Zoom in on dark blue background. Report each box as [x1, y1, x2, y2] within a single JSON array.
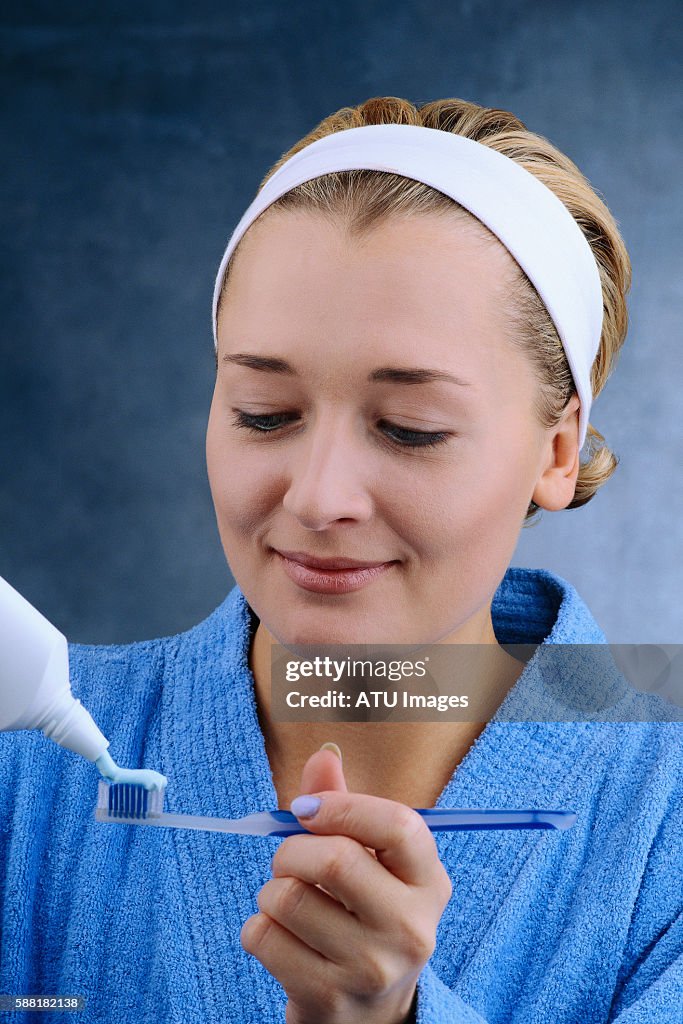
[[1, 1, 681, 643]]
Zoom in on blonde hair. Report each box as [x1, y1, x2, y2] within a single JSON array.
[[216, 96, 632, 525]]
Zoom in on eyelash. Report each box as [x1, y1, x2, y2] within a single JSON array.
[[230, 410, 450, 450]]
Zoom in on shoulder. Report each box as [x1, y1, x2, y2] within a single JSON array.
[[585, 719, 683, 865], [605, 720, 683, 983]]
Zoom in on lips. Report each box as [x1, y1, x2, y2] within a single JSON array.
[[274, 549, 397, 595], [274, 548, 394, 571]]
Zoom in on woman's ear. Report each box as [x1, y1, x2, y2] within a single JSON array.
[[531, 394, 581, 512]]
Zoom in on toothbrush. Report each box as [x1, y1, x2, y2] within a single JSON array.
[[95, 781, 577, 836]]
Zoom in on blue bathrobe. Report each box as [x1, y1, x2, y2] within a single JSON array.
[[0, 566, 681, 1023]]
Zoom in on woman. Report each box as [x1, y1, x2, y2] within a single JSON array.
[[0, 97, 680, 1024]]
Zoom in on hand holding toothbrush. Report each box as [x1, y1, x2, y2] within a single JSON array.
[[240, 745, 452, 1024]]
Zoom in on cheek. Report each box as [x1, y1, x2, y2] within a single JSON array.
[[206, 406, 282, 540], [207, 405, 251, 525], [460, 435, 535, 541], [209, 455, 267, 536], [406, 438, 531, 557]]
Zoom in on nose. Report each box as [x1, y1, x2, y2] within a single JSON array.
[[281, 410, 373, 529]]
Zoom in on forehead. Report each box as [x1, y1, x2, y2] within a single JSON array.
[[217, 210, 519, 381]]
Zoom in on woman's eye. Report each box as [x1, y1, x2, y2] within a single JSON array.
[[232, 411, 293, 433], [379, 421, 449, 449], [230, 410, 450, 450]]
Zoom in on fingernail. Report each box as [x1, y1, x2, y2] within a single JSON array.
[[320, 742, 342, 763], [291, 795, 322, 819]]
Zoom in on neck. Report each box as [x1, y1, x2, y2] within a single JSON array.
[[248, 609, 525, 807]]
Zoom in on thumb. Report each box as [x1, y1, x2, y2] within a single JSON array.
[[294, 742, 379, 862], [298, 742, 347, 797]]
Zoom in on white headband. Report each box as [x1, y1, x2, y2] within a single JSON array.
[[212, 123, 603, 450]]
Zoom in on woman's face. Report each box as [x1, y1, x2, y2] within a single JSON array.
[[207, 210, 575, 646]]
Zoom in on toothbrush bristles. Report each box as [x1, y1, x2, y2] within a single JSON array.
[[97, 780, 165, 820]]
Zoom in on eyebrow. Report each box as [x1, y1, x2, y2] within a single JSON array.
[[221, 352, 472, 387]]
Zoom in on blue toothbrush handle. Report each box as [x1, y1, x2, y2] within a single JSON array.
[[264, 807, 577, 837]]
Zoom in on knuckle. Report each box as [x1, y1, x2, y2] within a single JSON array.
[[335, 800, 358, 837], [322, 837, 358, 889], [357, 954, 392, 997], [271, 845, 286, 876], [392, 804, 426, 842], [276, 876, 308, 919], [401, 922, 436, 965], [240, 913, 269, 953], [271, 835, 302, 876], [315, 982, 344, 1016], [256, 882, 274, 916], [439, 867, 453, 906]]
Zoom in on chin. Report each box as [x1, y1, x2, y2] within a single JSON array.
[[273, 608, 394, 649]]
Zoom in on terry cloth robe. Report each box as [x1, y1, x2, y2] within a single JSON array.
[[0, 566, 681, 1024]]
